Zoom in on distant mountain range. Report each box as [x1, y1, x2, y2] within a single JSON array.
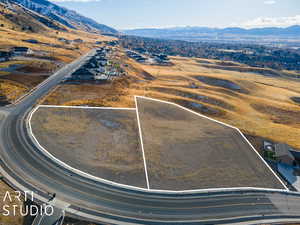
[[0, 0, 117, 34], [123, 26, 300, 42]]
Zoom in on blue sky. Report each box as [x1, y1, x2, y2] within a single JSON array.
[[51, 0, 300, 30]]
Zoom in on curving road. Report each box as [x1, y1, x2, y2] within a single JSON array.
[[0, 49, 300, 225]]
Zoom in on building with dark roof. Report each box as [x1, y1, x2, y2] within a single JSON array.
[[11, 47, 32, 56], [275, 143, 296, 166], [0, 51, 11, 62]]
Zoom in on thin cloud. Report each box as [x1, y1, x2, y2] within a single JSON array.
[[238, 15, 300, 28], [264, 0, 276, 4]]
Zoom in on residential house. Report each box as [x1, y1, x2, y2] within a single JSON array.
[[0, 51, 11, 62], [23, 39, 39, 44], [72, 39, 83, 44], [107, 41, 119, 46], [11, 47, 32, 56], [274, 143, 297, 166], [263, 141, 300, 191], [291, 150, 300, 162], [58, 38, 71, 44], [263, 141, 275, 152], [70, 69, 95, 81], [95, 74, 108, 80]]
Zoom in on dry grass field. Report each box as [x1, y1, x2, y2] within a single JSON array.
[[31, 97, 285, 191], [136, 97, 285, 190], [42, 52, 300, 151], [31, 107, 147, 188], [0, 1, 114, 105], [0, 4, 116, 223], [0, 79, 28, 103], [0, 181, 24, 225]]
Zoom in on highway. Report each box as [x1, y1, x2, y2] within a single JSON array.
[[0, 49, 300, 225]]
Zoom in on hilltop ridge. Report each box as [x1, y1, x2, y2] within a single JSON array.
[[0, 0, 117, 34]]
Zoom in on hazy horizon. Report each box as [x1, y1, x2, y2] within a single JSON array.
[[50, 0, 300, 30], [120, 24, 300, 31]]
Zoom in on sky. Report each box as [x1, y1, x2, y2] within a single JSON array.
[[50, 0, 300, 30]]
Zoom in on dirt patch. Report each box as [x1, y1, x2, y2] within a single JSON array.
[[251, 103, 300, 128], [17, 66, 49, 74], [150, 86, 235, 110], [14, 60, 57, 74], [215, 61, 241, 67], [291, 97, 300, 105], [31, 107, 147, 188], [136, 97, 285, 190], [200, 64, 282, 77], [2, 73, 47, 88], [175, 99, 224, 117], [41, 77, 134, 107], [158, 75, 192, 82], [0, 79, 28, 104], [194, 76, 246, 93], [196, 59, 213, 64]]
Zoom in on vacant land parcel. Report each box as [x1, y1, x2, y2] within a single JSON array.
[[30, 97, 285, 191], [136, 97, 285, 191], [30, 106, 147, 188]]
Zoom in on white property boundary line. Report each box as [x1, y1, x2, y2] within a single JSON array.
[[38, 105, 136, 111], [27, 96, 288, 194], [27, 105, 152, 193], [135, 96, 288, 191], [134, 96, 150, 189]]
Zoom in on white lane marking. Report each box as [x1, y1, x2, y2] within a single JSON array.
[[134, 96, 150, 190], [59, 210, 65, 225], [35, 213, 44, 225], [134, 95, 288, 191]]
